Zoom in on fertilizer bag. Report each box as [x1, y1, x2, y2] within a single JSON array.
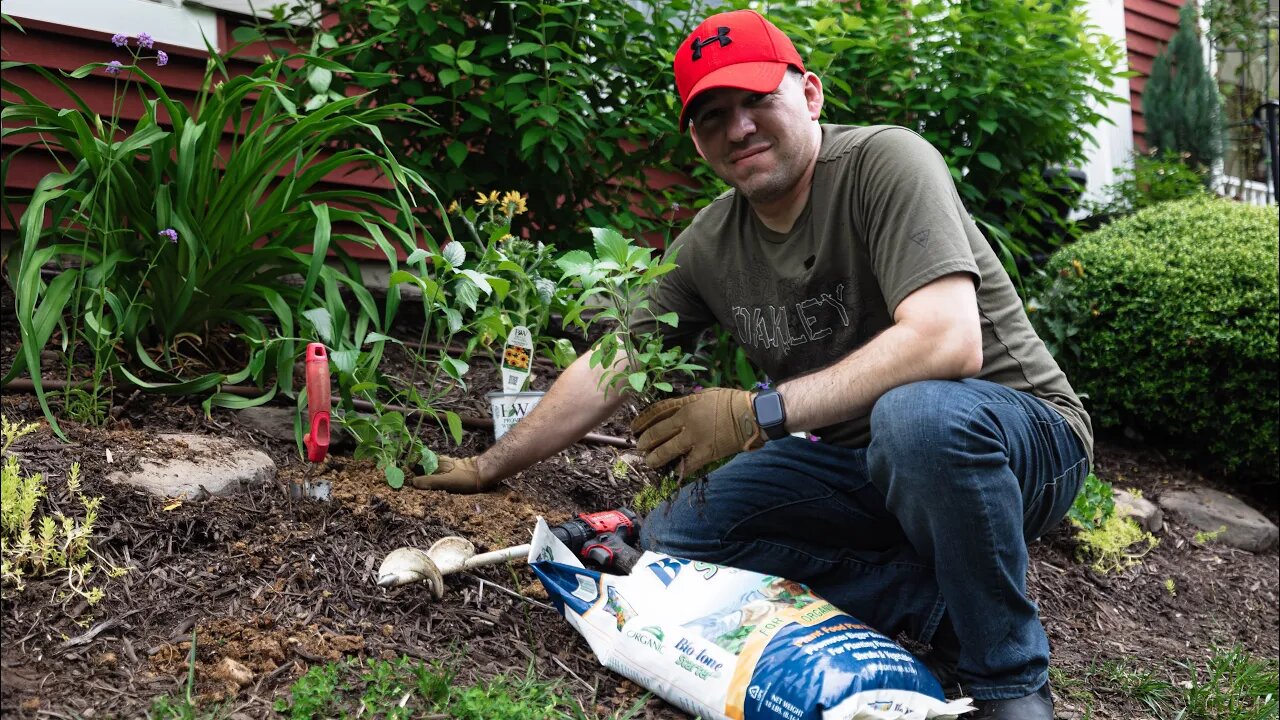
[[528, 518, 973, 720]]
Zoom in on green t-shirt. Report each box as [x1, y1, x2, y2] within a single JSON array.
[[641, 125, 1093, 464]]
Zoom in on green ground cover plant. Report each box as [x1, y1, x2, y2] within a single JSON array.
[[0, 415, 124, 604], [1051, 646, 1279, 720], [1031, 197, 1279, 483], [272, 655, 643, 719], [1065, 473, 1159, 574]]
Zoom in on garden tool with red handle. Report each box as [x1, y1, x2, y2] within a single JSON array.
[[293, 342, 331, 500]]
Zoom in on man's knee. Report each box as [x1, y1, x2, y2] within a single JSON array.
[[870, 381, 972, 461], [638, 491, 730, 559]]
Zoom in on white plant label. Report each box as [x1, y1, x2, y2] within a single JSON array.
[[501, 325, 534, 393]]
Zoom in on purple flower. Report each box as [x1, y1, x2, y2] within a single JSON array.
[[692, 385, 704, 394], [111, 33, 129, 47], [105, 60, 124, 76], [807, 433, 821, 442], [156, 50, 169, 67], [754, 378, 771, 390], [137, 32, 154, 49], [159, 228, 179, 243]]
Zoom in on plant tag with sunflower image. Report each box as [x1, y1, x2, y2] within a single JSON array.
[[501, 325, 534, 392]]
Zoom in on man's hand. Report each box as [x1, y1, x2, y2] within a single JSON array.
[[630, 388, 764, 478], [411, 456, 494, 494]]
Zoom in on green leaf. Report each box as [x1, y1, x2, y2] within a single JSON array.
[[118, 367, 226, 395], [308, 67, 333, 94], [446, 140, 468, 167], [509, 43, 541, 58], [445, 411, 463, 445], [384, 465, 405, 489], [655, 312, 678, 327], [205, 386, 278, 410], [977, 152, 1002, 170], [591, 227, 630, 266], [627, 372, 647, 394], [303, 308, 334, 344], [440, 356, 469, 381]]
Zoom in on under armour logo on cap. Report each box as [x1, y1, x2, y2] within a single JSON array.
[[690, 27, 732, 61]]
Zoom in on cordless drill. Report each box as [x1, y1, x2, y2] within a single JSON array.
[[550, 508, 642, 573]]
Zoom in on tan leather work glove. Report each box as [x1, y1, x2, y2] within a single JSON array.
[[630, 388, 764, 478], [410, 456, 496, 494]]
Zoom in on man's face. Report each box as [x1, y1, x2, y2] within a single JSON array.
[[687, 71, 823, 206]]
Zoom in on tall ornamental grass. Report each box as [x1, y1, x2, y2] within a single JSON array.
[[2, 30, 439, 437]]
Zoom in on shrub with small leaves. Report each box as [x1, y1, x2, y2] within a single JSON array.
[[1032, 197, 1278, 483]]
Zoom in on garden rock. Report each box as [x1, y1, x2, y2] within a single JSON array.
[[1158, 489, 1278, 552], [1113, 488, 1162, 533], [236, 406, 298, 443], [107, 433, 276, 498]]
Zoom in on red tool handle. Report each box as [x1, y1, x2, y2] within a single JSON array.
[[303, 342, 331, 463]]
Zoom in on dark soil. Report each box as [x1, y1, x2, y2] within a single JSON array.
[[0, 309, 1276, 718]]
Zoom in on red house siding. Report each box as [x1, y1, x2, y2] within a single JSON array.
[[1124, 0, 1185, 150], [1, 16, 404, 261]]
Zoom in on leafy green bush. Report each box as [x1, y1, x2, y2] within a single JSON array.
[[763, 0, 1125, 268], [1084, 149, 1210, 222], [320, 0, 699, 248], [1031, 197, 1279, 481]]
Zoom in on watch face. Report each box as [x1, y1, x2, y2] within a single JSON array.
[[754, 391, 784, 427]]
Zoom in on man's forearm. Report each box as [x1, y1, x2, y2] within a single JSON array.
[[778, 323, 973, 432], [778, 274, 984, 433], [475, 352, 629, 484]]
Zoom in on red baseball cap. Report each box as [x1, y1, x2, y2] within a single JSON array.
[[674, 9, 805, 130]]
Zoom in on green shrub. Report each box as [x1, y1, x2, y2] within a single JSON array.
[[1031, 197, 1278, 482], [319, 0, 698, 249], [1084, 149, 1210, 222], [321, 0, 1123, 271], [765, 0, 1125, 270]]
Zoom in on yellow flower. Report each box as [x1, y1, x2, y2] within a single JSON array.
[[1071, 259, 1085, 277], [475, 191, 491, 206], [502, 190, 528, 216], [499, 234, 516, 243], [447, 200, 460, 215]]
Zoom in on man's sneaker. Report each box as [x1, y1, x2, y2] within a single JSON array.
[[970, 681, 1054, 720]]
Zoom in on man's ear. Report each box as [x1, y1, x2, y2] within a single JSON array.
[[804, 72, 824, 121], [689, 124, 708, 161]]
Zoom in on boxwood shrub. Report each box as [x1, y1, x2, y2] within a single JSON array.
[[1031, 197, 1278, 482]]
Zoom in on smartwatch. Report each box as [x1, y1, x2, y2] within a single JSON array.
[[752, 388, 789, 441]]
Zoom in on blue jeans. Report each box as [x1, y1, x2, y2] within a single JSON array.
[[638, 379, 1089, 700]]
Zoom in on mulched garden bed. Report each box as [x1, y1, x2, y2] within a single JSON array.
[[1, 300, 1276, 718]]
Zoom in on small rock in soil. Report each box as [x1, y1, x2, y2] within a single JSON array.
[[1113, 488, 1162, 533], [107, 433, 275, 498], [1159, 488, 1279, 552]]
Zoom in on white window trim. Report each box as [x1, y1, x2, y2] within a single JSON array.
[[5, 0, 222, 52]]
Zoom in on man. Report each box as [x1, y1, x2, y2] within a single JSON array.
[[414, 9, 1091, 718]]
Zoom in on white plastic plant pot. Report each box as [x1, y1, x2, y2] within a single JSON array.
[[487, 391, 545, 441]]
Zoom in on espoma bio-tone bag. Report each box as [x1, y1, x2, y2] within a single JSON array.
[[528, 518, 974, 720]]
